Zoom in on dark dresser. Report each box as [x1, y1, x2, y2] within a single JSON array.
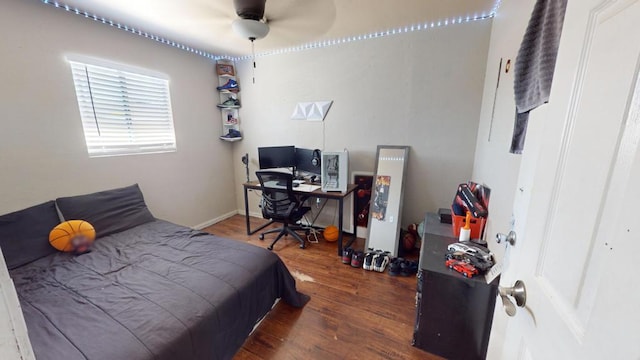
[[413, 213, 499, 360]]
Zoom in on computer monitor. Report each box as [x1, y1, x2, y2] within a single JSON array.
[[258, 146, 296, 169], [295, 148, 321, 175]]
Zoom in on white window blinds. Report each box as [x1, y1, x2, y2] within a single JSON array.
[[69, 60, 177, 157]]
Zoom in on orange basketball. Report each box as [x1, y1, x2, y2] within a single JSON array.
[[323, 225, 339, 242], [403, 232, 416, 252], [49, 220, 96, 252]]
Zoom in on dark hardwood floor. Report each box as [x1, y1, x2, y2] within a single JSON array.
[[203, 215, 442, 360]]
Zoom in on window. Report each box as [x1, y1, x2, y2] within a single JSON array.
[[69, 59, 177, 157]]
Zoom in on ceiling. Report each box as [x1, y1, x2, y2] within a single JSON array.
[[57, 0, 497, 56]]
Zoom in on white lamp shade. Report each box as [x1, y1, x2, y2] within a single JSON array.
[[232, 19, 270, 40]]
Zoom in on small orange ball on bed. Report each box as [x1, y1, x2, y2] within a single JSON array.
[[323, 225, 339, 242], [49, 220, 96, 252]]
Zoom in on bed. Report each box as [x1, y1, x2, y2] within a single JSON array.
[[0, 185, 309, 360]]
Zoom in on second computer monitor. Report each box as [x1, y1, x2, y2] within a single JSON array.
[[295, 148, 321, 175], [258, 146, 296, 169]]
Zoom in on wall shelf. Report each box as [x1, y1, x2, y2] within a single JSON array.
[[216, 60, 242, 141], [220, 137, 243, 142]]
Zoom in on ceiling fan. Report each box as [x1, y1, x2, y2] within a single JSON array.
[[218, 0, 335, 82], [231, 0, 270, 41]]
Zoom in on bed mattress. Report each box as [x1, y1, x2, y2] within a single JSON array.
[[10, 220, 308, 360]]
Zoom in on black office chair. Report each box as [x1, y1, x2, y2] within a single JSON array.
[[256, 171, 311, 250]]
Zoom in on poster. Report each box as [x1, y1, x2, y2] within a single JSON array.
[[371, 175, 391, 221], [354, 175, 373, 227]]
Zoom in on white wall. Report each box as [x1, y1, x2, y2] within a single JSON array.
[[470, 1, 537, 358], [232, 20, 492, 228], [0, 0, 237, 228]]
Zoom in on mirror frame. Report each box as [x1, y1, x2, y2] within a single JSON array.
[[365, 145, 410, 256]]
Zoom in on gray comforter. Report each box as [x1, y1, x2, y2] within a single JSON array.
[[11, 220, 309, 360]]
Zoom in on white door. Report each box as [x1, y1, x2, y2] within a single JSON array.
[[0, 249, 34, 359], [499, 0, 640, 358]]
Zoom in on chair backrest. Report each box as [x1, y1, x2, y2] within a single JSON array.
[[255, 171, 298, 221]]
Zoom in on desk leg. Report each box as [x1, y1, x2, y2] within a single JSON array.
[[343, 191, 357, 250], [244, 186, 273, 236], [338, 197, 344, 256], [244, 186, 251, 235], [353, 190, 358, 242]]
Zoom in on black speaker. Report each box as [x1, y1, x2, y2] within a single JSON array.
[[311, 149, 321, 167]]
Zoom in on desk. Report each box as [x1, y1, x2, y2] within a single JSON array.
[[242, 181, 358, 256]]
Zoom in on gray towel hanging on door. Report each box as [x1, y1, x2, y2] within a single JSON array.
[[511, 0, 568, 154]]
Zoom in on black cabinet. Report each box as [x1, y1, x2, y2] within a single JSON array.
[[413, 214, 499, 360]]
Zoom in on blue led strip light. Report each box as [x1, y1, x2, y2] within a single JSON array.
[[40, 0, 501, 62], [233, 13, 494, 61], [40, 0, 226, 60], [491, 0, 503, 16]]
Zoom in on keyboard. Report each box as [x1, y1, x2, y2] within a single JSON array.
[[276, 181, 300, 187]]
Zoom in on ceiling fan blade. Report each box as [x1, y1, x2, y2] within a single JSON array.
[[259, 0, 336, 46], [233, 0, 266, 20]]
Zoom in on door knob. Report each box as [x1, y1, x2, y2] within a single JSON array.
[[498, 280, 526, 317], [496, 230, 517, 246], [499, 291, 517, 316]]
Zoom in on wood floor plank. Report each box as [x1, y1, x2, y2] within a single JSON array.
[[233, 348, 263, 360], [204, 215, 439, 360]]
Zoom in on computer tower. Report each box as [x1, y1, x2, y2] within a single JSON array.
[[321, 151, 348, 192]]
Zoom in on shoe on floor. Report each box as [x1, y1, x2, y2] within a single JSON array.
[[342, 247, 354, 264], [351, 251, 364, 268], [373, 251, 391, 273], [400, 260, 419, 277], [388, 257, 404, 276], [363, 248, 376, 271]]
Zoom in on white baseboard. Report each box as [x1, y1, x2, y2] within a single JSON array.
[[238, 209, 263, 218], [193, 210, 238, 230]]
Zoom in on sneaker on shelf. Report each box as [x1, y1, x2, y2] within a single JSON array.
[[363, 248, 376, 271], [373, 251, 391, 273], [217, 97, 241, 108], [342, 247, 354, 264], [226, 113, 238, 124], [351, 251, 365, 268], [217, 79, 239, 91], [219, 129, 241, 140]]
